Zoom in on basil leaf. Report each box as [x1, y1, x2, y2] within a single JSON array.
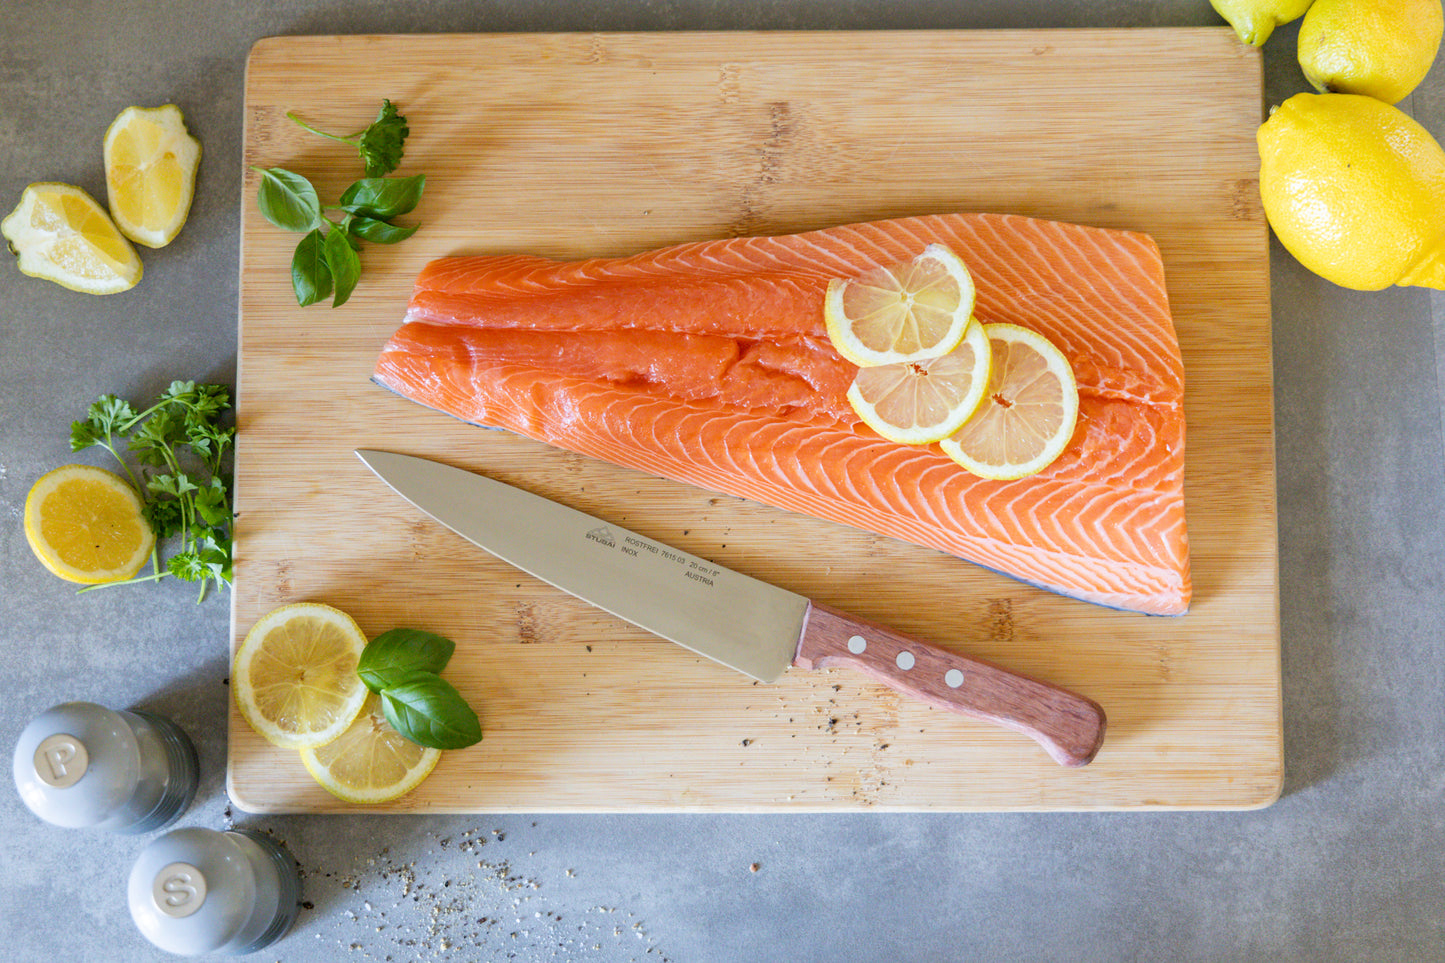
[[358, 629, 456, 693], [324, 224, 361, 307], [379, 671, 482, 750], [255, 168, 322, 232], [346, 214, 419, 245], [338, 174, 425, 219], [291, 229, 332, 306]]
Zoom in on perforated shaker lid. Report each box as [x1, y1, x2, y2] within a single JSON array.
[[128, 827, 257, 956], [12, 701, 141, 828]]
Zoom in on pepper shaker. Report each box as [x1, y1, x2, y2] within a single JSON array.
[[12, 701, 199, 833]]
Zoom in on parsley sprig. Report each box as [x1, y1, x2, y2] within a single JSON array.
[[251, 99, 424, 308], [286, 99, 409, 177], [70, 381, 234, 601]]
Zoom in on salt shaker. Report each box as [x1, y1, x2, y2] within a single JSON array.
[[12, 701, 198, 834], [128, 827, 302, 956]]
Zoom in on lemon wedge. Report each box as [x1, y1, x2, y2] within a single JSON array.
[[234, 602, 370, 750], [940, 323, 1079, 480], [1, 183, 141, 294], [300, 692, 443, 804], [24, 465, 155, 584], [103, 104, 202, 248], [824, 244, 976, 367], [847, 317, 992, 444]]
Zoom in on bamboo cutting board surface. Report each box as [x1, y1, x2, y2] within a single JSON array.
[[230, 29, 1279, 812]]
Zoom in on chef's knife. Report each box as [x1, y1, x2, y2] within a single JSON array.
[[356, 449, 1106, 766]]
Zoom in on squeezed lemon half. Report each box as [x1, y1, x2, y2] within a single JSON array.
[[103, 104, 202, 248], [1, 183, 142, 294]]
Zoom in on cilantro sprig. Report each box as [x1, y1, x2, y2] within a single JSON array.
[[251, 99, 424, 308], [70, 381, 234, 601]]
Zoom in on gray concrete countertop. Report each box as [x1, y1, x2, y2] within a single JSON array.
[[4, 2, 1443, 961]]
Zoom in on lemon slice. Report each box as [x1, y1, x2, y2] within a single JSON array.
[[940, 323, 1079, 480], [24, 464, 155, 584], [103, 104, 202, 248], [847, 317, 992, 444], [824, 243, 976, 366], [300, 691, 443, 804], [234, 602, 370, 750], [0, 183, 141, 294]]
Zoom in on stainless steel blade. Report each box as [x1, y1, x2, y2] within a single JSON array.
[[356, 450, 807, 682]]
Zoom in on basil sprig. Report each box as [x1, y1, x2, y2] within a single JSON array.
[[358, 629, 481, 750], [251, 99, 424, 308]]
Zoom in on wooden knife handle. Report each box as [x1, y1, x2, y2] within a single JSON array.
[[794, 601, 1106, 767]]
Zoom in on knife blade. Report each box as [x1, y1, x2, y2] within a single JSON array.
[[356, 449, 1106, 766]]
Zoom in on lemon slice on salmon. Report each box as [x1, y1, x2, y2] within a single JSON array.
[[847, 317, 992, 444], [234, 602, 370, 750], [300, 691, 442, 804], [24, 465, 155, 584], [1, 183, 142, 294], [940, 323, 1079, 480], [825, 244, 976, 366], [103, 104, 202, 248]]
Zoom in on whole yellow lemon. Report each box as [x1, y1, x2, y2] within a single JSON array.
[[1298, 0, 1443, 104], [1211, 0, 1315, 45], [1258, 92, 1445, 290]]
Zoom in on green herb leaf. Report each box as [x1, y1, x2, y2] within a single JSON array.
[[193, 480, 230, 527], [144, 499, 184, 540], [346, 215, 419, 245], [337, 174, 425, 220], [254, 168, 322, 232], [357, 99, 409, 177], [263, 100, 423, 307], [291, 228, 332, 306], [357, 629, 457, 693], [70, 419, 105, 451], [323, 224, 361, 307], [69, 383, 234, 602], [378, 671, 482, 750]]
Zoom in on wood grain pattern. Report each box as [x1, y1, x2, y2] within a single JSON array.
[[231, 29, 1279, 812]]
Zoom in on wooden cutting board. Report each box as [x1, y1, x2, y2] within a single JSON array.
[[230, 29, 1279, 812]]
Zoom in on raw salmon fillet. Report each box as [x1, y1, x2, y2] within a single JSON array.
[[374, 212, 1191, 615]]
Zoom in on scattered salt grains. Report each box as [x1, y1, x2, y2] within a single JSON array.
[[310, 826, 670, 962]]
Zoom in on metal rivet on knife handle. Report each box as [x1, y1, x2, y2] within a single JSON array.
[[794, 601, 1107, 767]]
